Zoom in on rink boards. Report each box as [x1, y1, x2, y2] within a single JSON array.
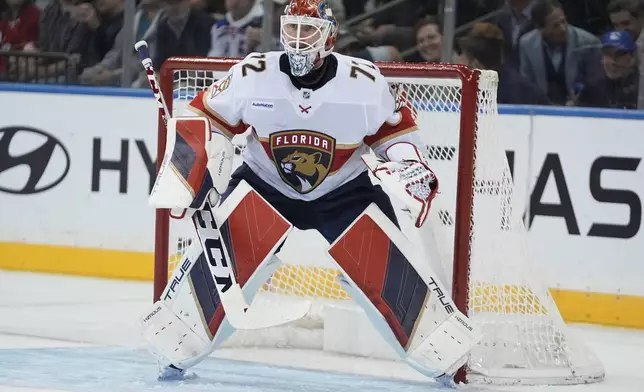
[[0, 84, 642, 329]]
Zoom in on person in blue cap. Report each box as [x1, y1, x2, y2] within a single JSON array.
[[575, 30, 639, 109], [602, 30, 638, 80]]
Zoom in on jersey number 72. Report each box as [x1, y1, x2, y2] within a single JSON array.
[[241, 54, 267, 77]]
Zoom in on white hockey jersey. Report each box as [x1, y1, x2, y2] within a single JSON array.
[[207, 4, 263, 58], [187, 51, 424, 201]]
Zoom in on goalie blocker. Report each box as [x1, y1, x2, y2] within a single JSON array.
[[148, 117, 234, 212]]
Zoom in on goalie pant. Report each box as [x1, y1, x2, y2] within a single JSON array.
[[222, 163, 400, 243]]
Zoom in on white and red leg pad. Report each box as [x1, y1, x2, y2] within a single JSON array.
[[141, 238, 227, 370], [141, 181, 309, 370], [326, 203, 480, 378], [208, 180, 309, 330]]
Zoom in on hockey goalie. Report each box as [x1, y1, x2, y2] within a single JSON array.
[[140, 0, 481, 384]]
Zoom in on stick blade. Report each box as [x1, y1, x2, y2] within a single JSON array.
[[222, 287, 311, 330]]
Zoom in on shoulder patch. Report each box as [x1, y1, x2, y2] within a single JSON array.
[[209, 74, 232, 99]]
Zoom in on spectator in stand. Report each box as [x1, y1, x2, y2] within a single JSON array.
[[334, 28, 401, 61], [153, 0, 213, 70], [0, 0, 39, 52], [79, 0, 161, 86], [21, 0, 93, 81], [244, 0, 286, 53], [493, 0, 537, 68], [76, 0, 125, 67], [457, 22, 550, 105], [332, 1, 404, 62], [607, 0, 644, 105], [189, 0, 225, 19], [343, 0, 366, 21], [407, 15, 442, 63], [518, 0, 602, 105], [354, 0, 429, 52], [207, 0, 262, 58], [576, 31, 639, 109], [559, 0, 606, 36], [334, 30, 365, 57], [607, 0, 643, 45], [331, 0, 403, 63], [0, 0, 39, 77]]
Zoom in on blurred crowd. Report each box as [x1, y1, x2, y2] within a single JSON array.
[[1, 0, 644, 109]]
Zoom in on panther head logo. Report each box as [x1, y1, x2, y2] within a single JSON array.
[[270, 130, 335, 194], [280, 150, 330, 193]]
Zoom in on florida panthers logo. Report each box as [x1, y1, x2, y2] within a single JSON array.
[[270, 130, 335, 194], [281, 150, 330, 191]]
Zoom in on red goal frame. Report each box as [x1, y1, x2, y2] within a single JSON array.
[[154, 57, 481, 344]]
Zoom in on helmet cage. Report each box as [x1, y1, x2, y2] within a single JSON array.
[[281, 14, 335, 76], [281, 15, 334, 55]]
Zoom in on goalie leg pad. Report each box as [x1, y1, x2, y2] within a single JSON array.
[[141, 301, 214, 369], [213, 180, 292, 291], [327, 204, 481, 378], [194, 181, 307, 332], [149, 117, 234, 209], [142, 250, 292, 371], [141, 238, 237, 370], [142, 182, 307, 370], [328, 207, 428, 349]]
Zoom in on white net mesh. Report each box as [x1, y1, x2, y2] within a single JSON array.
[[162, 63, 603, 385]]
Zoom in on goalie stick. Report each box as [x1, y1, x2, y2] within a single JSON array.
[[135, 40, 309, 330]]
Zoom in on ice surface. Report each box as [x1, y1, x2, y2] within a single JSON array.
[[0, 270, 642, 392], [0, 346, 470, 392]]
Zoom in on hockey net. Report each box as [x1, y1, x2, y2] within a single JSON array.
[[154, 59, 604, 385]]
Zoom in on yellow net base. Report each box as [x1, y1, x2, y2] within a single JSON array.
[[169, 254, 549, 314], [168, 255, 351, 300]]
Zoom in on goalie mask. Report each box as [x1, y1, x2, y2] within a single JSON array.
[[281, 0, 337, 77]]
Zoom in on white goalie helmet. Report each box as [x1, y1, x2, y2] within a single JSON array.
[[280, 0, 338, 77]]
